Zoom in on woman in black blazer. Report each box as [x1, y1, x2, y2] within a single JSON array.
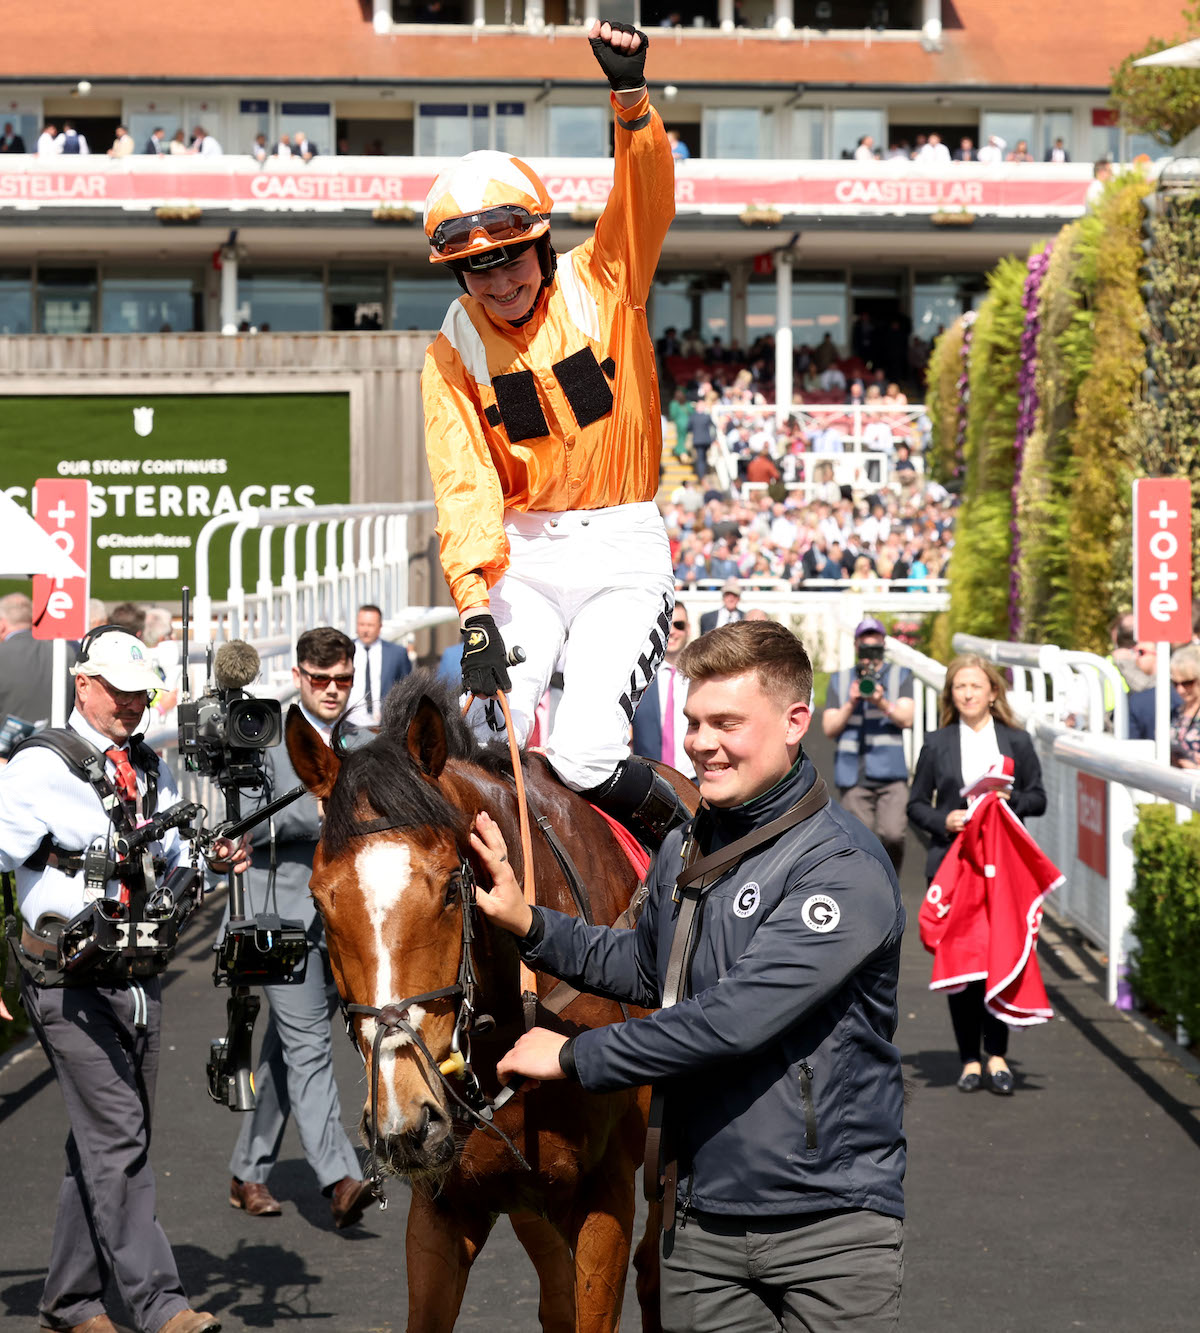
[[907, 654, 1046, 1096]]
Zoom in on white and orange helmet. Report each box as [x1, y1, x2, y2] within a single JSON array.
[[424, 150, 553, 272]]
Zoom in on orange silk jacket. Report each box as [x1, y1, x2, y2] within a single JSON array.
[[421, 89, 674, 613]]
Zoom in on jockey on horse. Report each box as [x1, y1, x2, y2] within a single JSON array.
[[421, 18, 689, 850]]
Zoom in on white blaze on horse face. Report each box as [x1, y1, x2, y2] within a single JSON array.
[[355, 841, 426, 1055]]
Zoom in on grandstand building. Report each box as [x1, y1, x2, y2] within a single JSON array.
[[0, 0, 1178, 352]]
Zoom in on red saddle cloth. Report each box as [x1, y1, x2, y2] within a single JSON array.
[[589, 806, 653, 884], [918, 792, 1064, 1025]]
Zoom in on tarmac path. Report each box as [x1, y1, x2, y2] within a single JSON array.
[[3, 727, 1200, 1331]]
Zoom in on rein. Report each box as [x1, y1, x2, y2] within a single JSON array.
[[335, 688, 538, 1201]]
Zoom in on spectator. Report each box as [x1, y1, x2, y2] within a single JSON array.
[[1044, 137, 1070, 163], [0, 122, 27, 153], [1169, 644, 1200, 768], [144, 126, 167, 155], [1006, 139, 1034, 163], [35, 123, 59, 156], [168, 128, 191, 155], [346, 603, 410, 727], [853, 134, 875, 161], [226, 625, 376, 1230], [58, 121, 89, 155], [667, 386, 692, 463], [251, 132, 269, 163], [107, 125, 135, 158], [1126, 642, 1176, 742], [109, 601, 147, 639], [0, 592, 74, 726], [823, 617, 914, 872], [87, 597, 109, 629], [293, 130, 318, 161], [1086, 159, 1113, 206], [688, 394, 717, 481], [976, 134, 1005, 164], [142, 606, 180, 720], [700, 578, 745, 633], [813, 331, 839, 373], [666, 129, 690, 161], [657, 325, 681, 360], [917, 132, 951, 164], [907, 654, 1046, 1095], [192, 126, 222, 156], [953, 136, 976, 162], [275, 132, 293, 158], [1110, 613, 1152, 692], [631, 602, 694, 777], [745, 442, 781, 487]]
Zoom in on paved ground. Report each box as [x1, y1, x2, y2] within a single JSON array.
[[3, 728, 1200, 1330]]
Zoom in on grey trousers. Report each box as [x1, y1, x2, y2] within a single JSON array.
[[661, 1208, 903, 1333], [838, 780, 909, 874], [22, 975, 190, 1333], [229, 943, 362, 1190]]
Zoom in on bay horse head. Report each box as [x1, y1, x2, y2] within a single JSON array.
[[286, 670, 520, 1180]]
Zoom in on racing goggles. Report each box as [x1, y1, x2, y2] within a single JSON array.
[[431, 204, 549, 258]]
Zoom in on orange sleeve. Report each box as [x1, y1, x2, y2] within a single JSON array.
[[587, 89, 675, 307], [421, 334, 509, 613]]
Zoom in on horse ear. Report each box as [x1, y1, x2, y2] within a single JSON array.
[[286, 704, 340, 799], [406, 694, 449, 779]]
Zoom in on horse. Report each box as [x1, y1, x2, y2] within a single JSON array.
[[285, 669, 698, 1332]]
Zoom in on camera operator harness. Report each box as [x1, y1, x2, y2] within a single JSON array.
[[1, 729, 207, 988]]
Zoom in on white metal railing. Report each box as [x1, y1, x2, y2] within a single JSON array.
[[875, 626, 1200, 1011], [703, 402, 932, 499]]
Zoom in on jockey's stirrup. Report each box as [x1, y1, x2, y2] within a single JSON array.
[[587, 757, 691, 852]]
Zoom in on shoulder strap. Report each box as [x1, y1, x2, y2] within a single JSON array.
[[10, 728, 134, 832], [646, 776, 830, 1229]]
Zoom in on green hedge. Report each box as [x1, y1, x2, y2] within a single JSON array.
[[1130, 804, 1200, 1039], [924, 316, 964, 485], [947, 257, 1025, 642]]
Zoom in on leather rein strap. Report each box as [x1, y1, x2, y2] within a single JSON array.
[[644, 776, 830, 1233]]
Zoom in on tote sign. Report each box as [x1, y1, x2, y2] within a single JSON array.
[[31, 478, 90, 640], [1133, 478, 1192, 643]]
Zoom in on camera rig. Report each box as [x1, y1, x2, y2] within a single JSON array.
[[175, 589, 309, 1112]]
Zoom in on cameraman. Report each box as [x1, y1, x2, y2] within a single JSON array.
[[0, 627, 245, 1333], [823, 618, 913, 873], [226, 626, 375, 1229]]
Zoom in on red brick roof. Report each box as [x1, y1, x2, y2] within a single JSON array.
[[0, 1, 1183, 88]]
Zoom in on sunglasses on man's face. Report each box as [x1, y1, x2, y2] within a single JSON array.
[[299, 666, 354, 690], [671, 620, 688, 630]]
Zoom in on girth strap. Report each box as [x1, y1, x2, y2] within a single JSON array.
[[644, 777, 830, 1233]]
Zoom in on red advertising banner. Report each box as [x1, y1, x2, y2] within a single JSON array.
[[0, 160, 1092, 216], [31, 478, 90, 641], [1076, 772, 1107, 877], [1133, 477, 1193, 643]]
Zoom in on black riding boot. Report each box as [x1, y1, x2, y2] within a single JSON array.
[[582, 756, 692, 852]]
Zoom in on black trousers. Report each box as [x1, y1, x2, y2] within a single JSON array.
[[947, 980, 1009, 1064]]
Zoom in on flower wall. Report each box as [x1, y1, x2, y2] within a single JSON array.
[[925, 174, 1159, 654]]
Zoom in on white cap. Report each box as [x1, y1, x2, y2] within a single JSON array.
[[71, 629, 161, 693]]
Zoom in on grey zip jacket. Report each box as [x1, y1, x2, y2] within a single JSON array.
[[520, 753, 906, 1221]]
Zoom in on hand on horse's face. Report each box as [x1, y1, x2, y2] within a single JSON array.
[[469, 811, 533, 937], [497, 1027, 568, 1086]]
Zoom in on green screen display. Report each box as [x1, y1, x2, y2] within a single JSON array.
[[0, 393, 351, 604]]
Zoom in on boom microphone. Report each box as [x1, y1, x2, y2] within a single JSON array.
[[213, 640, 262, 691]]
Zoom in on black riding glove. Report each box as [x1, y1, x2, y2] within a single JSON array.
[[589, 22, 649, 91], [460, 613, 512, 697]]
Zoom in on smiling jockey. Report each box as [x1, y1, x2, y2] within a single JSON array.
[[420, 19, 688, 847]]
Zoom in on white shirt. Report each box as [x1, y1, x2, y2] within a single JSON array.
[[196, 135, 223, 157], [853, 143, 875, 162], [977, 142, 1002, 164], [652, 663, 694, 779], [36, 130, 59, 156], [958, 715, 1001, 794], [347, 638, 383, 726], [918, 141, 951, 164], [0, 711, 181, 929], [299, 701, 336, 748]]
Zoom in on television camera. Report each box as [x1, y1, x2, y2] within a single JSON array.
[[855, 640, 887, 697], [175, 589, 309, 1112]]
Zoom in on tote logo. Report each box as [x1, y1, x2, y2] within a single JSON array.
[[133, 406, 155, 437]]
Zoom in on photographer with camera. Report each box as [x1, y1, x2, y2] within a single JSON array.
[[0, 626, 246, 1333], [225, 626, 375, 1228], [822, 618, 914, 873]]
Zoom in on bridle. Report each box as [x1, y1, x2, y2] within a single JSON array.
[[339, 817, 531, 1205]]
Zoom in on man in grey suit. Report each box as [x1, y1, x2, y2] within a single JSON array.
[[699, 578, 747, 635], [227, 625, 375, 1228], [0, 591, 75, 727]]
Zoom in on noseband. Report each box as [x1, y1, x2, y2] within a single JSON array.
[[339, 814, 530, 1203]]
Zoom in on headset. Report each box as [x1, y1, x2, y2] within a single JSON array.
[[74, 622, 138, 669]]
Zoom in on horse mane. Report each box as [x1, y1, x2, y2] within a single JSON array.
[[322, 667, 514, 860]]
